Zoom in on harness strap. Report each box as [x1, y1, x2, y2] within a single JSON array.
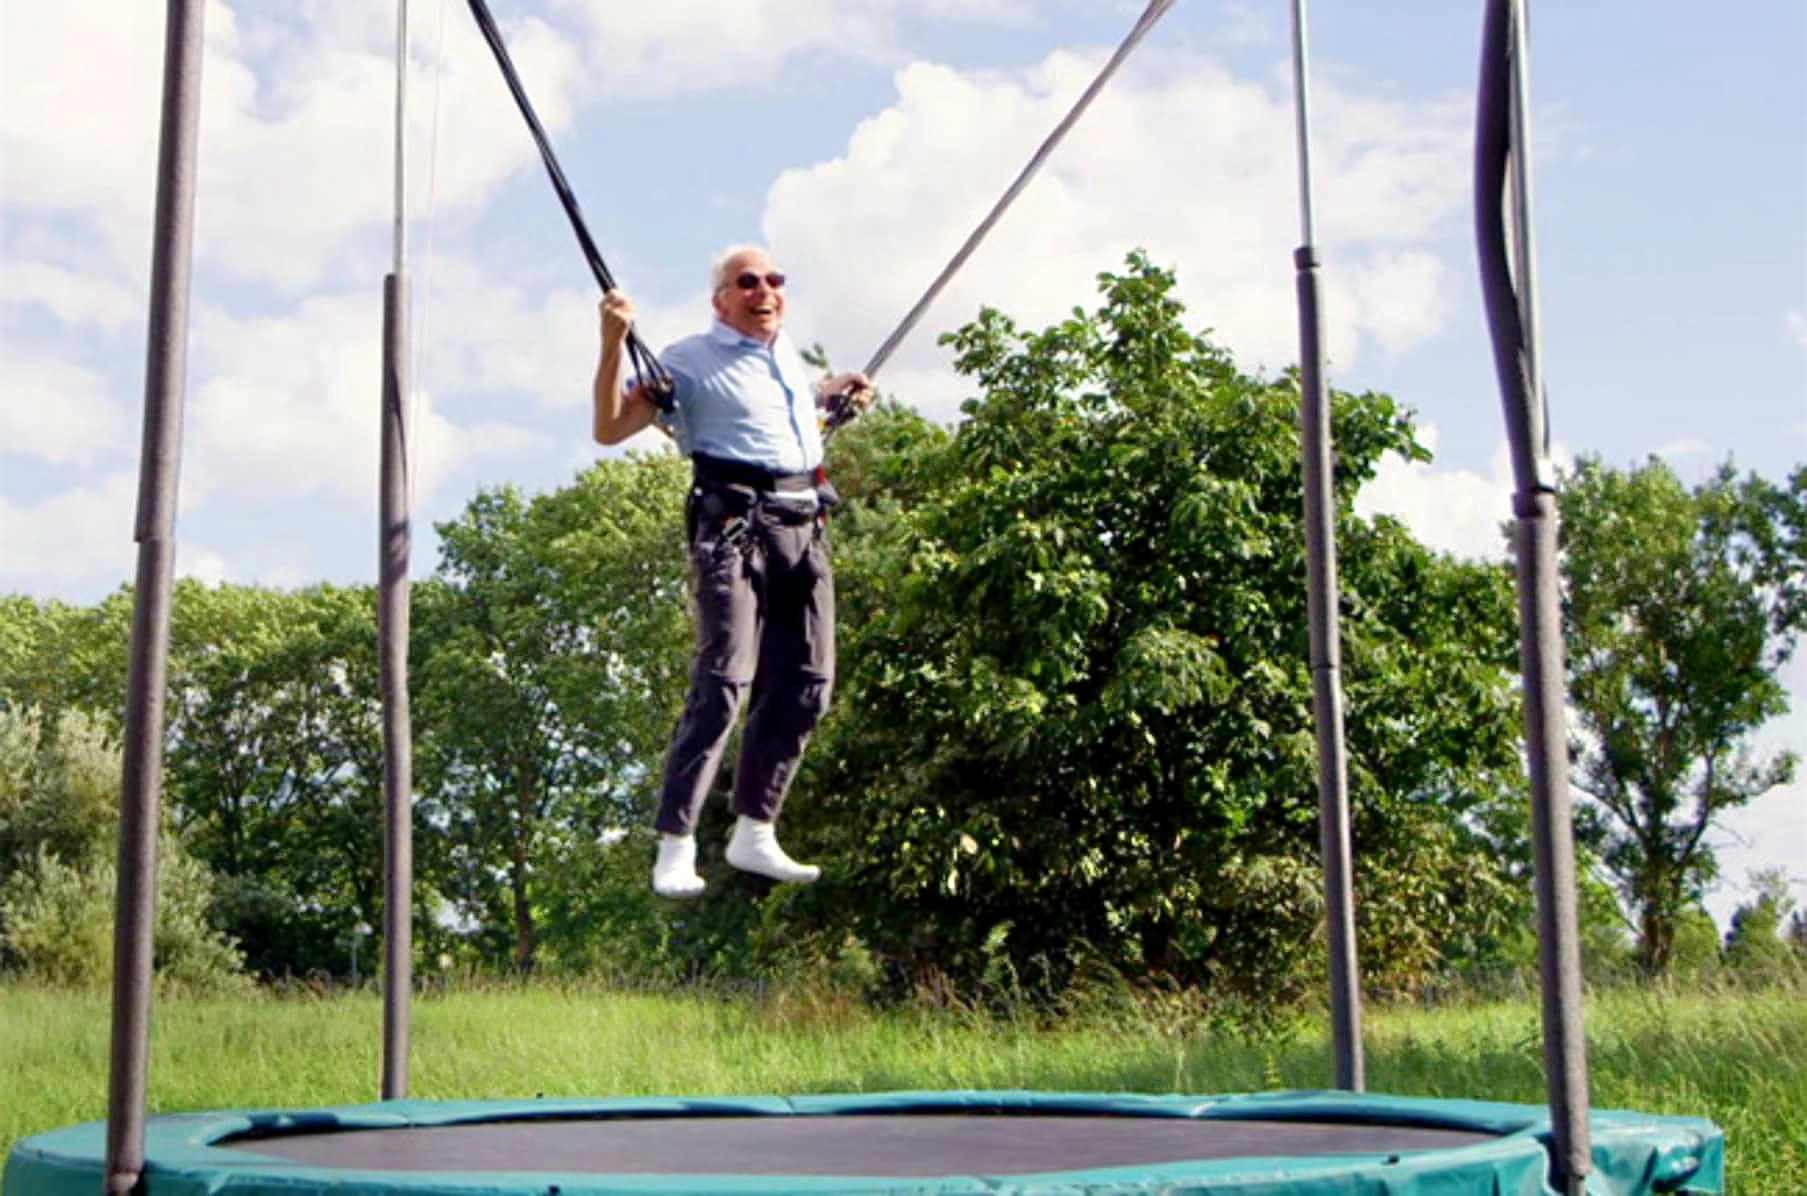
[[692, 454, 815, 493]]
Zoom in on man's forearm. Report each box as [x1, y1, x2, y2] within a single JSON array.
[[593, 336, 628, 443]]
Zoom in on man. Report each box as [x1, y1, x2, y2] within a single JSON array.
[[593, 245, 871, 898]]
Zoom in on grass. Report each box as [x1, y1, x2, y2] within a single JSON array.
[[3, 978, 1799, 1192]]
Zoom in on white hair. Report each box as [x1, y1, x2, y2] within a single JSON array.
[[710, 244, 773, 291]]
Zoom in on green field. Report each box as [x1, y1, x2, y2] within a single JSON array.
[[3, 980, 1800, 1192]]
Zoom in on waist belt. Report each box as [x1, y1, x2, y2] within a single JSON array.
[[692, 453, 817, 493]]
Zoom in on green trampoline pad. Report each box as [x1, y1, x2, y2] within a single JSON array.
[[5, 1089, 1724, 1195]]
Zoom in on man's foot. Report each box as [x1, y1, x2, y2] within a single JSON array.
[[651, 833, 706, 898], [724, 816, 820, 884]]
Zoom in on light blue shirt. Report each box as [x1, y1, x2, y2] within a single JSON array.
[[654, 321, 824, 474]]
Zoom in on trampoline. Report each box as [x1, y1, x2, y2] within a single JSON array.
[[6, 1090, 1724, 1194], [4, 4, 1732, 1196]]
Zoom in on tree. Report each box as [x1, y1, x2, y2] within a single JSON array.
[[1666, 906, 1724, 980], [1560, 457, 1807, 975], [1723, 867, 1800, 977], [152, 581, 444, 980], [416, 453, 694, 972], [0, 593, 133, 739], [1, 583, 424, 982], [0, 707, 118, 899], [796, 254, 1528, 1002]]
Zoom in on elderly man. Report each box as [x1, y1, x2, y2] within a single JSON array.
[[593, 245, 870, 898]]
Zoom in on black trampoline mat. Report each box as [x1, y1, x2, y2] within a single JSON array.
[[233, 1115, 1500, 1176]]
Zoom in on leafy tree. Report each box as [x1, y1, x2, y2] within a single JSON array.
[[161, 583, 322, 879], [1560, 457, 1807, 974], [1723, 867, 1801, 977], [1667, 906, 1724, 980], [798, 254, 1527, 1003], [1, 708, 117, 892], [0, 593, 133, 739], [154, 581, 446, 979], [416, 454, 693, 972], [0, 597, 49, 720], [91, 577, 484, 981], [1482, 862, 1635, 984], [2, 584, 410, 982]]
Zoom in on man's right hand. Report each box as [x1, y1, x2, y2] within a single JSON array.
[[594, 289, 659, 445], [601, 289, 636, 345]]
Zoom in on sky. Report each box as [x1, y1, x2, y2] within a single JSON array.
[[1, 0, 1803, 933]]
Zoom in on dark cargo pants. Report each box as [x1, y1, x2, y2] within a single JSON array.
[[653, 483, 835, 836]]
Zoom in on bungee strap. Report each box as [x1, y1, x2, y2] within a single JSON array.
[[820, 0, 1177, 435], [463, 0, 674, 409]]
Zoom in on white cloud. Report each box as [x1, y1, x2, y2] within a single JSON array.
[[1652, 439, 1713, 465], [1357, 446, 1512, 562], [551, 0, 1033, 98], [1706, 782, 1807, 933], [0, 1, 583, 295], [1355, 428, 1587, 562], [0, 355, 127, 469], [199, 5, 589, 292], [412, 256, 668, 413], [1705, 653, 1807, 931], [3, 11, 1475, 536], [0, 261, 141, 333], [764, 46, 1471, 398], [184, 288, 543, 510], [0, 473, 139, 589], [1787, 307, 1807, 350], [1346, 251, 1447, 356], [0, 473, 262, 595], [863, 364, 975, 427], [176, 546, 232, 588], [1212, 2, 1277, 49], [0, 3, 167, 273]]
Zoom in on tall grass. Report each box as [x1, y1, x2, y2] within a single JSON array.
[[3, 978, 1798, 1193]]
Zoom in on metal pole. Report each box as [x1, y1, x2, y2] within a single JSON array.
[[105, 2, 204, 1192], [1515, 489, 1588, 1195], [1289, 0, 1363, 1094], [1506, 2, 1547, 471], [1476, 1, 1588, 1190], [379, 0, 415, 1102], [1288, 1, 1319, 250]]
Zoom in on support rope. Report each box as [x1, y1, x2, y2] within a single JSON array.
[[824, 0, 1178, 430], [463, 0, 672, 405]]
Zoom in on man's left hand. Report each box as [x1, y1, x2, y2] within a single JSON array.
[[820, 372, 874, 413]]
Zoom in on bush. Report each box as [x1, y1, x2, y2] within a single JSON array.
[[2, 832, 249, 993], [0, 706, 249, 992], [1, 707, 119, 886], [1, 848, 111, 983]]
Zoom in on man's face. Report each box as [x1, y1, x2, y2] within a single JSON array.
[[712, 251, 785, 342]]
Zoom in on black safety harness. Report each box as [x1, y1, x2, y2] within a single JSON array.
[[687, 454, 840, 546]]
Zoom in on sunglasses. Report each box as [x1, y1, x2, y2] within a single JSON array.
[[733, 271, 786, 291]]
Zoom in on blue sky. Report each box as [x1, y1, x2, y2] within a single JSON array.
[[2, 0, 1804, 931]]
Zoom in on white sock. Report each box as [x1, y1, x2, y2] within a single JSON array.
[[651, 833, 706, 898], [724, 816, 821, 884]]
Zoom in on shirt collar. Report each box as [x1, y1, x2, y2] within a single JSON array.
[[709, 319, 780, 350]]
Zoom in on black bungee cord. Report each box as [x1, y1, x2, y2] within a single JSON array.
[[466, 0, 1175, 434], [818, 0, 1177, 433], [463, 0, 673, 408]]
